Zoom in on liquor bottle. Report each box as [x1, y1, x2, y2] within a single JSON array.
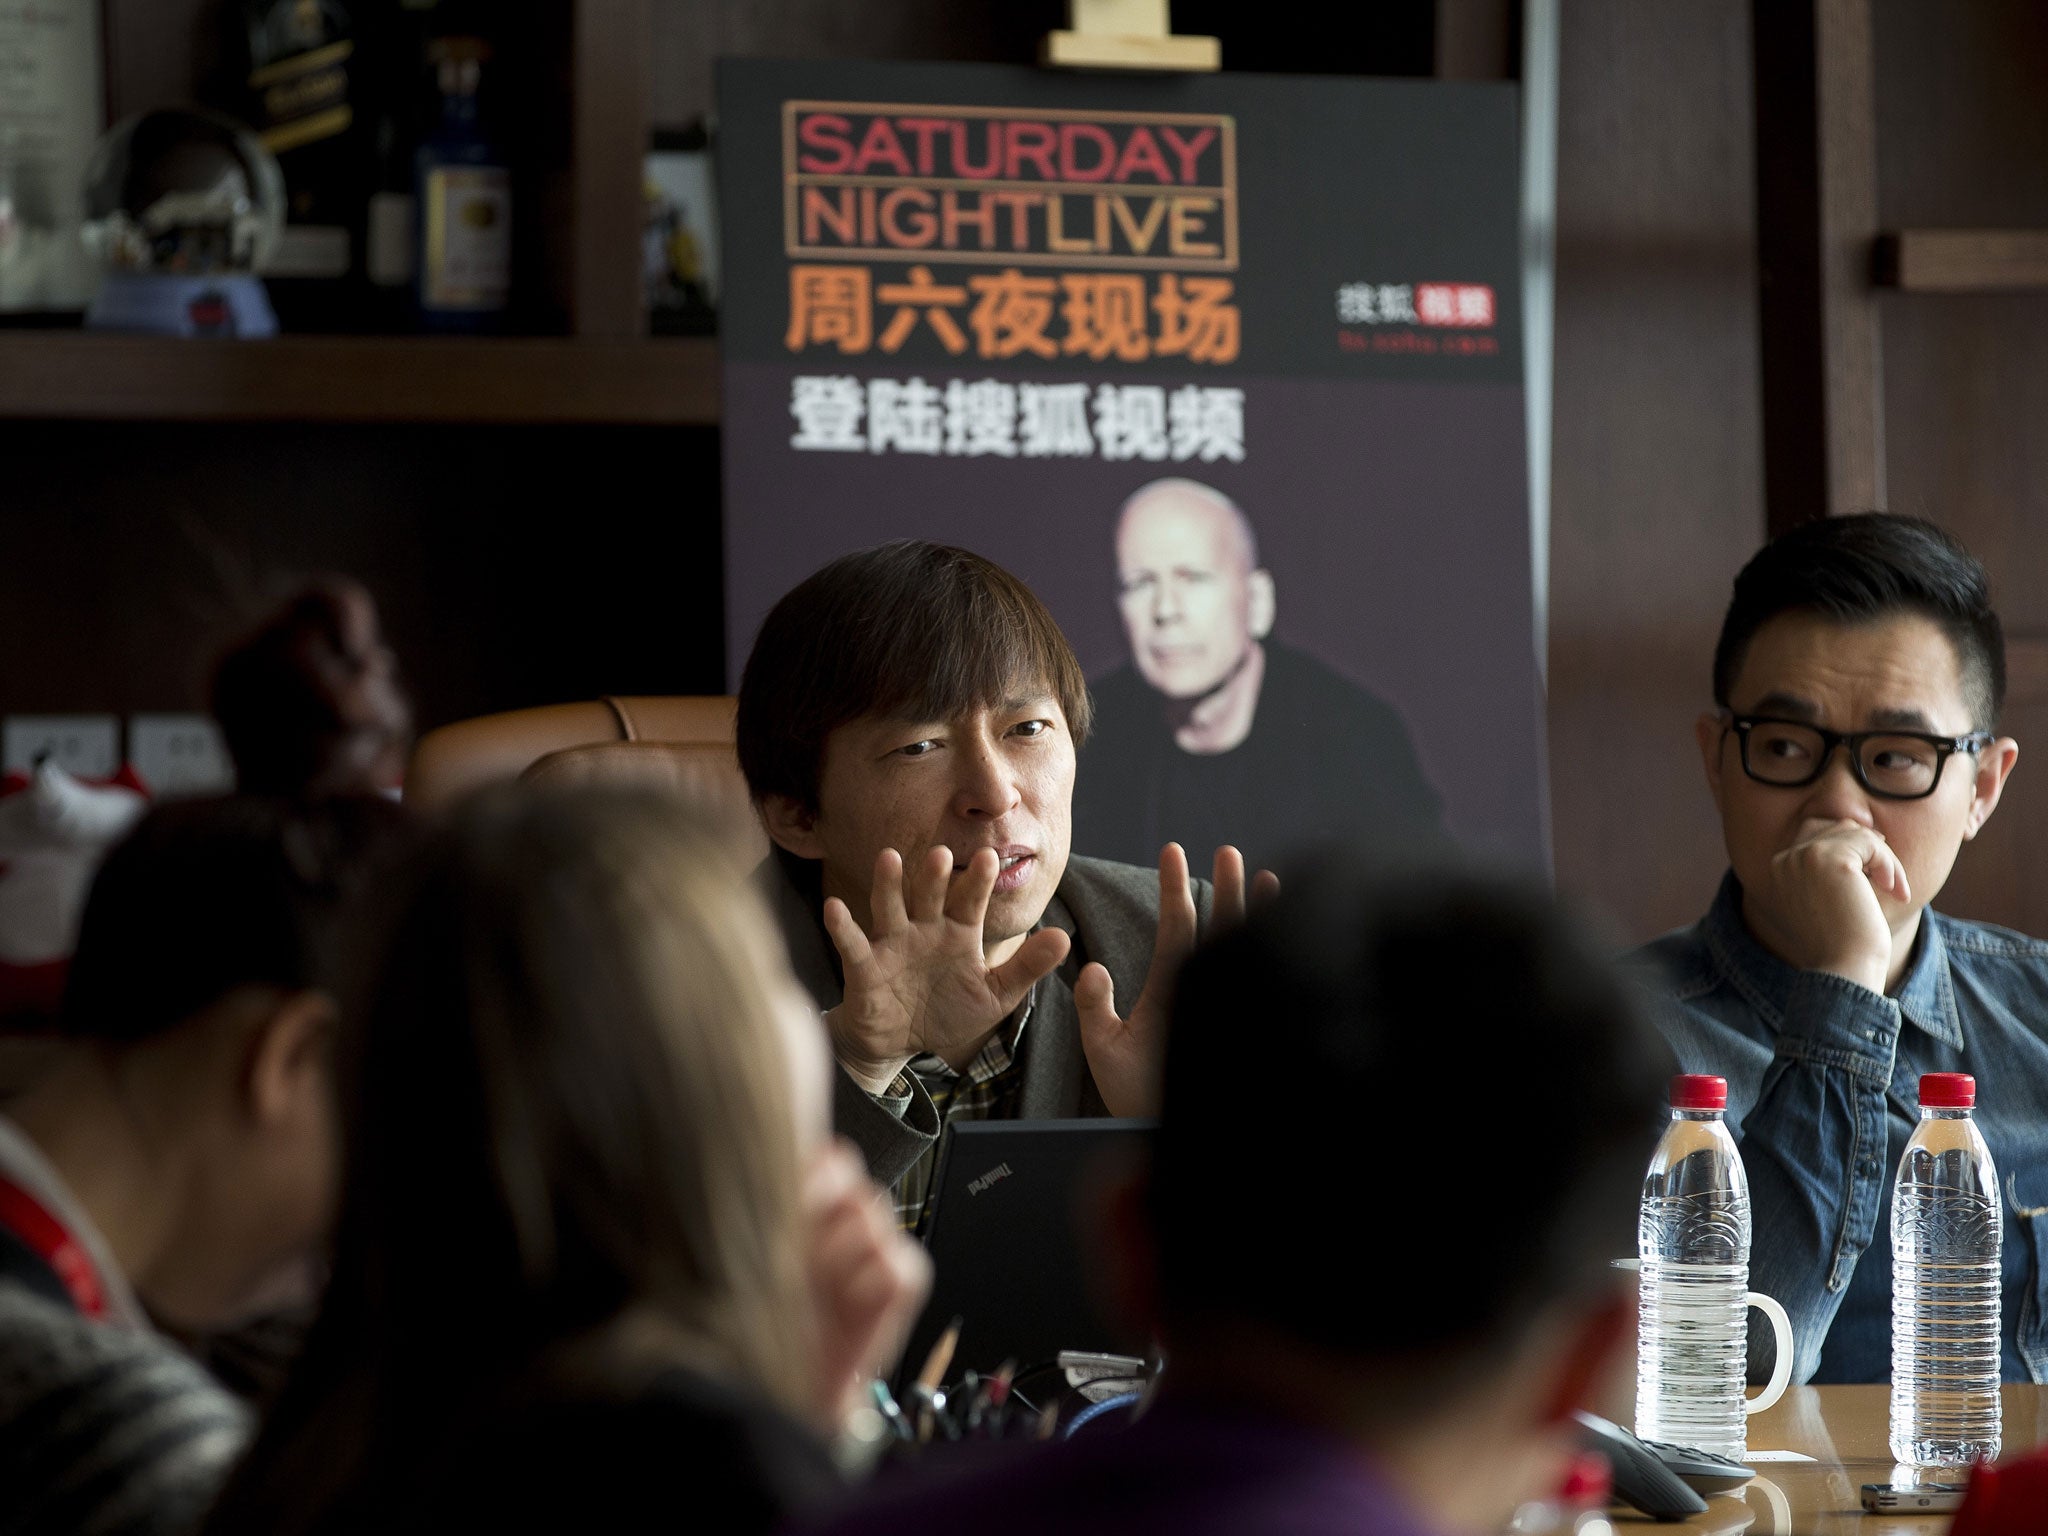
[[235, 0, 362, 329], [413, 35, 510, 331], [355, 0, 439, 330]]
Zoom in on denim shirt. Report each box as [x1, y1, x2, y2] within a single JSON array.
[[1630, 872, 2048, 1386]]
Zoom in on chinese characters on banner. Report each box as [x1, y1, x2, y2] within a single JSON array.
[[719, 61, 1548, 873], [789, 377, 1244, 461], [787, 266, 1241, 364], [1336, 282, 1495, 327]]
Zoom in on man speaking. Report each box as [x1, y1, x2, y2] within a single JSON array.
[[1073, 477, 1444, 871]]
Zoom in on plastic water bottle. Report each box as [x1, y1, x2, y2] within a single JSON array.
[[1637, 1074, 1751, 1458], [1890, 1072, 2002, 1467]]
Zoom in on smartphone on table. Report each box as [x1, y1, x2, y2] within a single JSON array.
[[1859, 1482, 1969, 1514]]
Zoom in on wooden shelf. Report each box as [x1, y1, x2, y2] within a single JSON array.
[[0, 333, 720, 425], [1877, 230, 2048, 292]]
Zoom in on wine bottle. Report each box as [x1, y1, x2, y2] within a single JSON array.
[[414, 34, 510, 331], [357, 0, 439, 330]]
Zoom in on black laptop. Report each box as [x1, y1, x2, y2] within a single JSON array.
[[895, 1118, 1154, 1389]]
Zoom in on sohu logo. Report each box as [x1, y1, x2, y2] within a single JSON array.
[[966, 1162, 1014, 1197]]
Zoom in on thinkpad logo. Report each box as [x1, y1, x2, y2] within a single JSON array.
[[966, 1162, 1013, 1196]]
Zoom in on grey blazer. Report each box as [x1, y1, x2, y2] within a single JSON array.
[[761, 851, 1214, 1188]]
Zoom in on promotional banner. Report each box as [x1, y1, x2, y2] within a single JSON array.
[[718, 58, 1546, 873]]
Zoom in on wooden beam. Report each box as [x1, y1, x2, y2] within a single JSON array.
[[1877, 230, 2048, 292], [570, 0, 652, 338], [1751, 0, 1885, 533], [0, 335, 720, 425]]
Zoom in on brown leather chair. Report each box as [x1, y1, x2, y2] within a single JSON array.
[[405, 695, 766, 858]]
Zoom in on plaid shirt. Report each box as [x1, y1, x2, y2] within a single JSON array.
[[887, 989, 1035, 1231]]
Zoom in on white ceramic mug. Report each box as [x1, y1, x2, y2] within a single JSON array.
[[1745, 1289, 1795, 1417]]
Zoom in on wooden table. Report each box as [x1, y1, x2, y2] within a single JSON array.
[[1644, 1386, 2048, 1533]]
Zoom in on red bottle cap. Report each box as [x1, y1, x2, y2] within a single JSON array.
[[1559, 1452, 1613, 1508], [1671, 1074, 1728, 1111], [1920, 1072, 1976, 1108]]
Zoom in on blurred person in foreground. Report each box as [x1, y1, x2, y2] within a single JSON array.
[[803, 860, 1670, 1536], [211, 577, 412, 799], [0, 796, 407, 1536], [202, 787, 929, 1536], [200, 577, 415, 1392], [1629, 514, 2048, 1385]]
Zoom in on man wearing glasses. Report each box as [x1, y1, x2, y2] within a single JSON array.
[[1632, 513, 2048, 1386]]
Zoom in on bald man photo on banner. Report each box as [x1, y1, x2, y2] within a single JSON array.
[[1073, 478, 1446, 872]]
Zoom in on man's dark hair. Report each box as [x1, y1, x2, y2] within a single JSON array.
[[1713, 514, 2005, 729], [1151, 859, 1668, 1402], [736, 541, 1092, 815], [62, 795, 412, 1044]]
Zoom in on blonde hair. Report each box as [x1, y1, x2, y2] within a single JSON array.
[[456, 785, 813, 1403], [207, 785, 815, 1536]]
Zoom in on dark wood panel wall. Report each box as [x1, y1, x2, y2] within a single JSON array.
[[1750, 0, 1884, 530], [0, 421, 728, 728], [1871, 0, 2048, 934], [645, 2, 1433, 128], [1546, 0, 1765, 942]]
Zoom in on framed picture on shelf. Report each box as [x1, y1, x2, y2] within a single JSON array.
[[0, 0, 105, 317], [644, 122, 716, 336]]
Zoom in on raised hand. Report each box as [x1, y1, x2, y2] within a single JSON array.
[[802, 1140, 932, 1430], [1759, 817, 1908, 995], [821, 845, 1071, 1094], [1074, 844, 1279, 1116]]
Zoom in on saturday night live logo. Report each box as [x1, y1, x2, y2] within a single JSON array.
[[781, 101, 1239, 270]]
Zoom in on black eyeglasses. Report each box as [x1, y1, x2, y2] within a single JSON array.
[[1723, 714, 1993, 801]]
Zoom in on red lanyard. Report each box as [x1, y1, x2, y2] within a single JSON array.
[[0, 1174, 107, 1320]]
